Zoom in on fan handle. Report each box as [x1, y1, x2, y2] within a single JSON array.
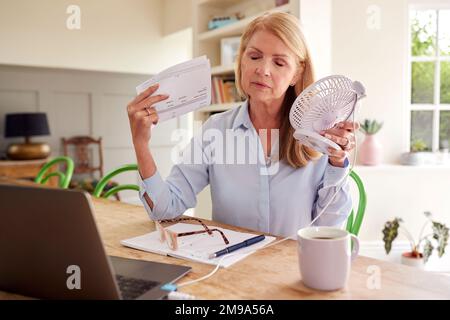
[[293, 129, 341, 155]]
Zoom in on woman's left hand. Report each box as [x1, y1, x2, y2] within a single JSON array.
[[320, 121, 360, 167]]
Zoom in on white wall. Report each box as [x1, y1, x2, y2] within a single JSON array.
[[163, 0, 193, 35], [299, 0, 332, 78], [332, 0, 409, 164], [352, 165, 450, 239], [0, 0, 192, 74], [352, 165, 450, 271]]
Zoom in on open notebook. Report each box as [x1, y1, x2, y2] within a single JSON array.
[[121, 223, 276, 268]]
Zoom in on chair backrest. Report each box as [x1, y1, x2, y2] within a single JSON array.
[[93, 164, 139, 199], [34, 156, 75, 189], [62, 136, 104, 178], [345, 170, 367, 236]]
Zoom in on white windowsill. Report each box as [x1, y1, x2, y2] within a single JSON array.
[[354, 163, 450, 171]]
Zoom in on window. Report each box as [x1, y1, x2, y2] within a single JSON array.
[[409, 8, 450, 152]]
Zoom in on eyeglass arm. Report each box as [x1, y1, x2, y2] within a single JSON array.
[[158, 217, 212, 235], [177, 228, 230, 245]]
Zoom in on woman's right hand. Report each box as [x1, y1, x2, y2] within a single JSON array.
[[127, 83, 169, 148]]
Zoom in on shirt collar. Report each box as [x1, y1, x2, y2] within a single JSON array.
[[231, 100, 281, 162], [232, 100, 252, 131]]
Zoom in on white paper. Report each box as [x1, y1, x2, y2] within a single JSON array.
[[120, 223, 275, 268], [136, 56, 211, 122]]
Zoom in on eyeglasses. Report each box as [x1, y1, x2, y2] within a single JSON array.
[[155, 217, 229, 250]]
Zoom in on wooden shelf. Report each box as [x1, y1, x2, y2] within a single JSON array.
[[198, 3, 291, 42]]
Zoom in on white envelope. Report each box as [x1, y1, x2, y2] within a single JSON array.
[[136, 56, 211, 122]]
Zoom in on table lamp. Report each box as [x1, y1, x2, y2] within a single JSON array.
[[4, 112, 51, 160]]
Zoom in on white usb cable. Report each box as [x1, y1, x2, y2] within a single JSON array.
[[166, 291, 197, 300]]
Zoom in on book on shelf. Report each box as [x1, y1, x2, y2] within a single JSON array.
[[211, 75, 241, 104]]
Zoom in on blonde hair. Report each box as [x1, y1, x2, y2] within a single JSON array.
[[235, 12, 321, 168]]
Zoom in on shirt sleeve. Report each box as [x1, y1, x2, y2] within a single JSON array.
[[138, 120, 212, 221], [311, 157, 353, 227]]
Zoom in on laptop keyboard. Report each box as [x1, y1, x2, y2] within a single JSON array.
[[115, 274, 160, 300]]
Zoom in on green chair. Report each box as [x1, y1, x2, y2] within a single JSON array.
[[93, 164, 140, 199], [34, 156, 74, 189], [346, 170, 366, 236]]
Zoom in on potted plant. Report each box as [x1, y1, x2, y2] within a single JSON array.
[[382, 211, 449, 268], [411, 138, 428, 152], [358, 119, 383, 165], [400, 138, 432, 165]]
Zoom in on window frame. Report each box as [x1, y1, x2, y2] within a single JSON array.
[[406, 4, 450, 152]]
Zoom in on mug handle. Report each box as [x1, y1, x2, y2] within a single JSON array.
[[350, 234, 360, 261]]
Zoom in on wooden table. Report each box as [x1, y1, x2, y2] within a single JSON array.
[[1, 179, 450, 299]]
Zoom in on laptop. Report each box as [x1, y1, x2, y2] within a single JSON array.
[[0, 184, 191, 300]]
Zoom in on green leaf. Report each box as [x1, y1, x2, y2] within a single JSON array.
[[359, 119, 383, 135], [382, 218, 402, 254], [423, 239, 433, 263], [411, 138, 428, 152], [432, 222, 449, 257]]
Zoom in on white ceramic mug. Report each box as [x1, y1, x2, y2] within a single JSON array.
[[297, 227, 359, 291]]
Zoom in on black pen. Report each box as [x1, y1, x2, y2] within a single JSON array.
[[208, 234, 265, 259]]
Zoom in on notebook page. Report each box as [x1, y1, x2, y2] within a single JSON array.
[[121, 223, 276, 268]]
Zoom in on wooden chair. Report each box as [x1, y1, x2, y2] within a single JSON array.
[[93, 164, 139, 199], [346, 170, 367, 236], [62, 136, 119, 200], [62, 136, 103, 177]]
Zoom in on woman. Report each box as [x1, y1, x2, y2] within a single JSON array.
[[127, 12, 358, 237]]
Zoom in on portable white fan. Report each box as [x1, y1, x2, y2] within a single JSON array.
[[289, 75, 366, 155]]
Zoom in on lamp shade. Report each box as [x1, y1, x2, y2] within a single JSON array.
[[4, 113, 50, 138]]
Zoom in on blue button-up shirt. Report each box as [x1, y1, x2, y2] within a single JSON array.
[[139, 101, 352, 237]]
